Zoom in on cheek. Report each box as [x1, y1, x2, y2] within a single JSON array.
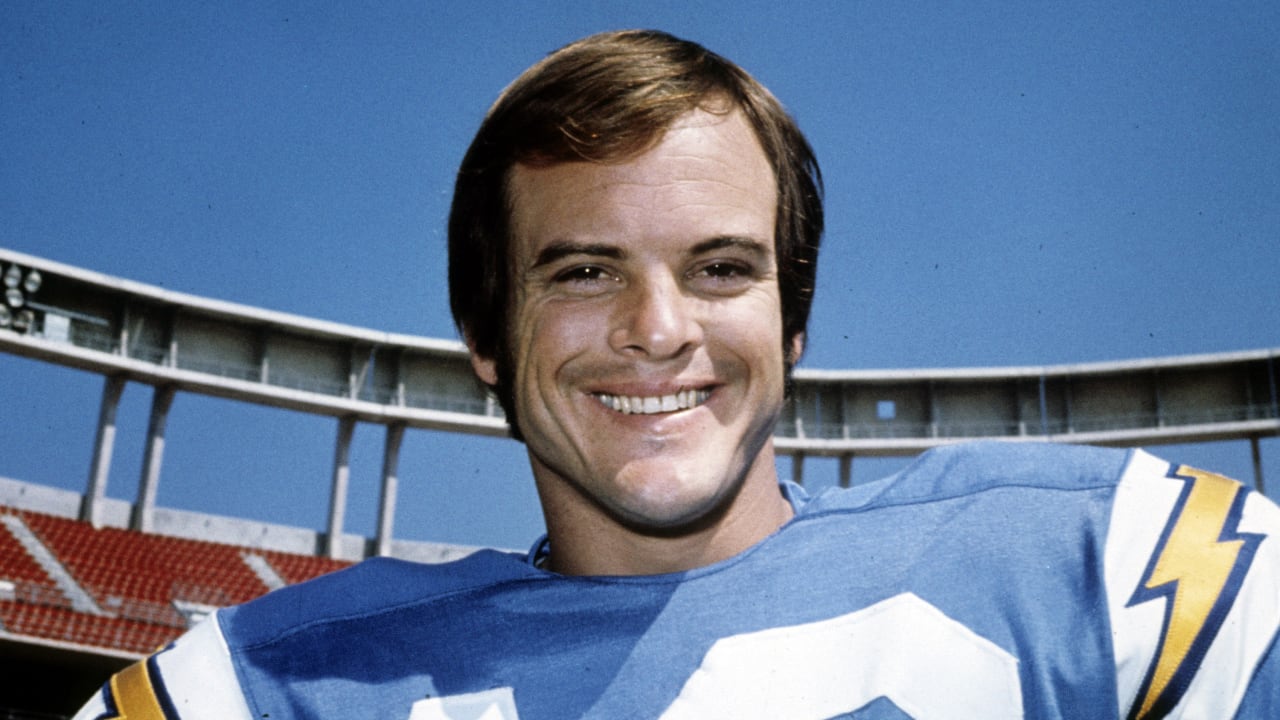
[[510, 302, 601, 386], [714, 293, 786, 356]]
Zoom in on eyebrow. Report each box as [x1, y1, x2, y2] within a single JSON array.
[[530, 241, 625, 270], [689, 235, 771, 258], [529, 235, 771, 270]]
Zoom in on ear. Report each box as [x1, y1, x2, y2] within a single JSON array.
[[786, 332, 806, 366], [465, 337, 499, 387]]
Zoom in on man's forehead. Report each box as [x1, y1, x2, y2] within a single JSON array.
[[508, 107, 769, 188], [506, 109, 775, 244]]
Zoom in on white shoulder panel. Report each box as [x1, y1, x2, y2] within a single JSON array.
[[1106, 449, 1280, 718], [71, 612, 253, 720]]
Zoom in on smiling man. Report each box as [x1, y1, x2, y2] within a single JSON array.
[[76, 30, 1278, 720]]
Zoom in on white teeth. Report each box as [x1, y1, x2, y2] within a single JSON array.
[[595, 389, 710, 415]]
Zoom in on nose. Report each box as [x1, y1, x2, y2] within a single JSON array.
[[609, 274, 702, 359]]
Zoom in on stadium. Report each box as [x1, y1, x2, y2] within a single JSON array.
[[0, 246, 1276, 717]]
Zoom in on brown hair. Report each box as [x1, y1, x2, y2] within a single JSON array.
[[448, 29, 823, 439]]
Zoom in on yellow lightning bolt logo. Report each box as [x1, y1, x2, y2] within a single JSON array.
[[1127, 466, 1263, 720], [100, 657, 169, 720]]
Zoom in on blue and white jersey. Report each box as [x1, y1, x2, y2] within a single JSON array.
[[75, 442, 1280, 719]]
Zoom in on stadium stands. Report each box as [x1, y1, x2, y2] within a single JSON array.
[[0, 500, 362, 718], [24, 512, 268, 608], [0, 505, 352, 660]]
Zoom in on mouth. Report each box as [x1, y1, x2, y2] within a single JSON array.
[[593, 388, 712, 415]]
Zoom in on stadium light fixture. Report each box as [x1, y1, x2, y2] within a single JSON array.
[[0, 264, 42, 334], [23, 269, 41, 294], [12, 309, 33, 332]]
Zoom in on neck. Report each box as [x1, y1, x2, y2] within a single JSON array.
[[533, 448, 795, 576]]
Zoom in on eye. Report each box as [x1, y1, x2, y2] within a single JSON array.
[[697, 262, 749, 279], [551, 264, 620, 294], [696, 260, 752, 283], [555, 265, 611, 282], [689, 261, 757, 294]]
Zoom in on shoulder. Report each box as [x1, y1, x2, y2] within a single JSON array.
[[900, 440, 1131, 492], [72, 613, 255, 720], [220, 548, 539, 649], [73, 551, 537, 720], [798, 441, 1133, 516], [1105, 451, 1280, 717]]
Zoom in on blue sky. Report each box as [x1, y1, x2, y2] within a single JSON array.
[[2, 1, 1277, 550]]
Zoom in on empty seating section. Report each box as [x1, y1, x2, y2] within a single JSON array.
[[0, 507, 353, 657], [22, 512, 270, 613], [0, 599, 174, 656], [259, 549, 353, 586]]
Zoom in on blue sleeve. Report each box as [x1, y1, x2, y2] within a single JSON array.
[[1234, 631, 1280, 719]]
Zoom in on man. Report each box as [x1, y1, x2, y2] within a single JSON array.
[[76, 30, 1277, 719]]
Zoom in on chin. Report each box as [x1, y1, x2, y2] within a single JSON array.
[[606, 473, 739, 537]]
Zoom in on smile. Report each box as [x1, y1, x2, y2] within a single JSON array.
[[593, 388, 711, 415]]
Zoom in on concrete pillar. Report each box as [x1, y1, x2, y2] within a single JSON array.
[[375, 423, 406, 557], [132, 385, 176, 532], [1252, 436, 1266, 495], [325, 416, 356, 559], [82, 375, 126, 527], [1038, 374, 1050, 437], [839, 454, 853, 488]]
